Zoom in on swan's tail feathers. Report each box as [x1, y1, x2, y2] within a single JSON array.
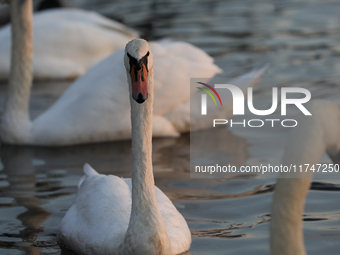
[[84, 163, 99, 176], [230, 65, 269, 92], [77, 163, 99, 189], [238, 64, 269, 79]]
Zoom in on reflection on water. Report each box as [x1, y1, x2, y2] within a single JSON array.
[[55, 0, 340, 78], [0, 146, 54, 255], [0, 0, 340, 254], [0, 134, 339, 254]]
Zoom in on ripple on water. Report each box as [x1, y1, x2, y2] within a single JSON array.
[[1, 0, 340, 254]]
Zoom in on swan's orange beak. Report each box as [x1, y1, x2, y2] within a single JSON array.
[[131, 63, 148, 104]]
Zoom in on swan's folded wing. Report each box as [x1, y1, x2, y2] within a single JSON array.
[[48, 8, 139, 38], [32, 50, 133, 145], [151, 40, 222, 116], [0, 9, 138, 80], [59, 174, 132, 255], [154, 186, 192, 254], [152, 115, 180, 138], [78, 163, 100, 189]]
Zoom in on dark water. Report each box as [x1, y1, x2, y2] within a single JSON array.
[[1, 0, 340, 254]]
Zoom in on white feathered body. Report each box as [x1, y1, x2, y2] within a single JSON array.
[[59, 168, 191, 255], [0, 8, 138, 80]]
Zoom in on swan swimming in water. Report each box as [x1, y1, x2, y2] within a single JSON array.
[[270, 100, 340, 255], [58, 38, 191, 255], [0, 7, 138, 80], [0, 0, 265, 146]]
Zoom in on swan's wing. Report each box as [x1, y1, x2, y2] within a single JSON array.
[[152, 115, 180, 138], [155, 186, 191, 254], [77, 163, 100, 189], [32, 9, 138, 80], [165, 66, 268, 133], [59, 174, 132, 255], [225, 65, 268, 92], [150, 40, 222, 116], [33, 8, 139, 39], [0, 8, 138, 80], [32, 49, 133, 145]]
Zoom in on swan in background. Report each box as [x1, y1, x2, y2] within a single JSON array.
[[270, 100, 340, 255], [59, 39, 191, 255], [0, 7, 138, 80], [0, 0, 266, 146]]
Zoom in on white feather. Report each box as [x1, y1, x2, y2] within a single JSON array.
[[60, 172, 191, 255], [0, 8, 138, 80]]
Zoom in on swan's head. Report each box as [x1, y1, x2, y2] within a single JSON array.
[[124, 39, 153, 104]]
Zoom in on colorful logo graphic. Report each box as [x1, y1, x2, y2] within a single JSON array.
[[196, 82, 222, 107]]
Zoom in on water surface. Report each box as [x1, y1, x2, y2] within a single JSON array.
[[1, 0, 340, 254]]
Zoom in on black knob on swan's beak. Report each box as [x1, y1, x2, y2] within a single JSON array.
[[134, 93, 148, 104]]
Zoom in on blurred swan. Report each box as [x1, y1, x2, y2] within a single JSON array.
[[0, 7, 138, 80], [270, 100, 340, 255], [59, 39, 191, 255], [0, 0, 265, 146]]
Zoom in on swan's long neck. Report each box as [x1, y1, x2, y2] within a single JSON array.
[[121, 69, 171, 254], [270, 178, 310, 255], [1, 0, 33, 142], [270, 100, 340, 255]]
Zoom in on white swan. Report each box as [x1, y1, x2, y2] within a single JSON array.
[[270, 100, 340, 255], [0, 7, 138, 80], [0, 0, 265, 146], [58, 39, 191, 255]]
